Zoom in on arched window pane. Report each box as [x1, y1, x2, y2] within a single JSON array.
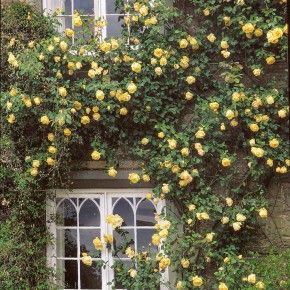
[[106, 15, 124, 38], [113, 198, 134, 226], [74, 0, 94, 15], [136, 199, 156, 226], [80, 229, 101, 257], [57, 259, 78, 289], [113, 229, 134, 258], [56, 229, 77, 257], [80, 261, 102, 289], [56, 199, 77, 226], [79, 199, 100, 226], [137, 229, 157, 252]]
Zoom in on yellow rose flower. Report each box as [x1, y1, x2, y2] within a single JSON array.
[[59, 41, 68, 52], [223, 16, 231, 26], [186, 76, 196, 84], [30, 168, 38, 177], [242, 23, 255, 34], [58, 87, 67, 97], [203, 8, 210, 16], [253, 68, 261, 76], [159, 256, 171, 270], [181, 147, 190, 156], [256, 281, 265, 289], [168, 139, 177, 149], [247, 274, 256, 284], [153, 48, 163, 58], [7, 114, 16, 124], [106, 214, 123, 228], [46, 157, 56, 166], [232, 221, 242, 231], [155, 67, 163, 75], [185, 91, 194, 100], [91, 150, 101, 160], [128, 172, 140, 183], [251, 147, 264, 158], [266, 158, 273, 167], [221, 216, 229, 224], [93, 237, 103, 250], [205, 232, 214, 242], [108, 167, 117, 177], [158, 132, 165, 138], [266, 56, 276, 65], [269, 138, 279, 148], [96, 90, 105, 101], [128, 268, 137, 278], [195, 128, 205, 139], [179, 39, 189, 49], [63, 128, 71, 137], [131, 62, 142, 73], [139, 5, 148, 16], [103, 234, 113, 244], [278, 109, 287, 118], [65, 28, 74, 38], [73, 15, 82, 27], [152, 234, 161, 246], [219, 282, 229, 290], [254, 28, 263, 37], [236, 213, 246, 222], [32, 160, 40, 168], [207, 33, 216, 43], [127, 82, 137, 94], [181, 258, 190, 268], [192, 276, 203, 287], [48, 146, 57, 154], [159, 57, 167, 66], [120, 107, 128, 115], [81, 253, 92, 266], [221, 158, 231, 167], [249, 123, 259, 132], [81, 116, 90, 125], [258, 208, 268, 218], [209, 102, 220, 112], [40, 115, 50, 125]]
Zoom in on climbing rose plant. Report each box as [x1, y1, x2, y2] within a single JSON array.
[[1, 0, 288, 289]]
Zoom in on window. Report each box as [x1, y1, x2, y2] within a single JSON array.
[[47, 189, 167, 290], [42, 0, 126, 38]]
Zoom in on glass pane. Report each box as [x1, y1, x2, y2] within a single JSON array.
[[57, 259, 78, 289], [65, 16, 72, 29], [113, 198, 134, 226], [136, 199, 156, 226], [65, 0, 72, 15], [114, 260, 133, 289], [80, 229, 101, 257], [113, 229, 134, 258], [80, 261, 102, 289], [56, 199, 77, 226], [137, 229, 157, 252], [74, 0, 94, 14], [106, 0, 121, 14], [79, 199, 100, 226], [106, 15, 124, 38], [57, 229, 78, 257]]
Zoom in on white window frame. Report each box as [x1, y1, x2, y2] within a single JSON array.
[[47, 188, 168, 290], [42, 0, 128, 39]]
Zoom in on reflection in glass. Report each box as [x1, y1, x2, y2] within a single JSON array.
[[57, 229, 78, 257], [136, 199, 156, 226], [113, 198, 134, 226], [64, 0, 72, 15], [113, 229, 134, 257], [74, 0, 94, 14], [80, 261, 102, 289], [106, 0, 121, 14], [137, 229, 157, 252], [79, 199, 100, 226], [106, 15, 124, 38], [80, 229, 101, 257], [57, 259, 78, 289], [56, 199, 77, 226]]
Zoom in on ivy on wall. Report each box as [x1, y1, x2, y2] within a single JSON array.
[[0, 0, 288, 289]]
